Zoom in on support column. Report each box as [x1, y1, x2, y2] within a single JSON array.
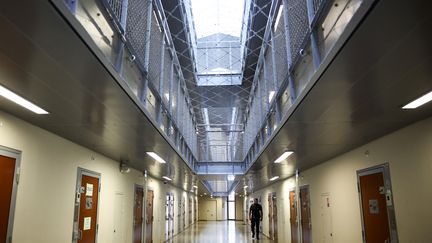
[[141, 0, 153, 105], [306, 0, 322, 69], [157, 38, 166, 124], [114, 0, 129, 72]]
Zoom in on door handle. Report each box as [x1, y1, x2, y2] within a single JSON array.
[[79, 229, 83, 240]]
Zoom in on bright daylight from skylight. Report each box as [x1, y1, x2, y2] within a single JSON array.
[[190, 0, 245, 39]]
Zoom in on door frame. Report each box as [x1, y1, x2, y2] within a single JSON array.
[[0, 145, 21, 243], [72, 167, 101, 243], [356, 163, 398, 243], [133, 184, 144, 243]]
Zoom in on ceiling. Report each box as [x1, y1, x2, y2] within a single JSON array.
[[0, 0, 431, 198]]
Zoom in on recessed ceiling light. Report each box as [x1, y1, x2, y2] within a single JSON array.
[[0, 84, 49, 114], [270, 176, 279, 181], [162, 176, 172, 181], [146, 152, 166, 163], [402, 90, 432, 109], [274, 151, 294, 163]]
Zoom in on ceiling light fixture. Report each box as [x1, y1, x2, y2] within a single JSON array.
[[146, 152, 166, 163], [227, 175, 235, 181], [162, 176, 172, 181], [243, 185, 248, 189], [193, 185, 198, 188], [274, 151, 294, 163], [268, 91, 275, 103], [0, 84, 49, 114], [270, 176, 279, 181], [402, 90, 432, 109]]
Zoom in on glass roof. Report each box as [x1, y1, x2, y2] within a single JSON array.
[[190, 0, 245, 39]]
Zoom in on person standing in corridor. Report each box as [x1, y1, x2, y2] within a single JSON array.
[[249, 198, 263, 240]]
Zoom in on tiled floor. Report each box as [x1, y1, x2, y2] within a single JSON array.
[[168, 220, 273, 243]]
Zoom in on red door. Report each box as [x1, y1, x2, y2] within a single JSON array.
[[0, 155, 16, 243], [268, 194, 273, 239], [289, 191, 299, 243], [133, 187, 144, 243], [145, 190, 154, 243], [359, 172, 390, 242], [78, 174, 99, 243]]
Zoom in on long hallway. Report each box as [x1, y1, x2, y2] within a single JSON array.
[[170, 221, 272, 243]]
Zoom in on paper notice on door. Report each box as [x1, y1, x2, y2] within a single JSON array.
[[83, 217, 91, 230], [86, 183, 94, 196]]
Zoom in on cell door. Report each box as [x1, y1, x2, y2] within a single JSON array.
[[268, 194, 273, 240], [0, 148, 20, 243], [321, 193, 333, 243], [273, 195, 278, 242], [300, 187, 312, 243], [73, 168, 100, 243], [188, 197, 192, 225], [133, 186, 144, 243], [289, 191, 299, 243], [170, 195, 174, 236], [358, 164, 398, 243], [145, 190, 154, 243]]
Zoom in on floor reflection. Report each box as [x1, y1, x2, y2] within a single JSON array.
[[167, 220, 273, 243]]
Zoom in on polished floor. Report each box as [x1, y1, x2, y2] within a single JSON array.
[[168, 221, 273, 243]]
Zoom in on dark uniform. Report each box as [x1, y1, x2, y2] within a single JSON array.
[[249, 202, 263, 239]]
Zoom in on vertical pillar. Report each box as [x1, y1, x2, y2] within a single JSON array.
[[306, 0, 322, 69], [114, 0, 129, 72], [295, 169, 303, 243], [141, 0, 153, 105]]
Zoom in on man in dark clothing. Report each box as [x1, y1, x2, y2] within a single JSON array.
[[249, 198, 263, 240]]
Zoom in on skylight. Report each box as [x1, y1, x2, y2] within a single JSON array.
[[190, 0, 245, 39]]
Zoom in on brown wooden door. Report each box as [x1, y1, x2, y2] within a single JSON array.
[[0, 155, 15, 243], [359, 172, 390, 243], [78, 174, 99, 243], [300, 187, 312, 243], [289, 191, 299, 243], [133, 187, 144, 243], [145, 190, 154, 243]]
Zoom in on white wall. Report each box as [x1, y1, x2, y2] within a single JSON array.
[[249, 116, 432, 242], [0, 110, 196, 243]]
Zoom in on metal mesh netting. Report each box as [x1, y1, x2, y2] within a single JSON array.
[[148, 14, 163, 89], [107, 0, 124, 23], [126, 0, 150, 67], [273, 15, 289, 88], [287, 0, 310, 66], [162, 51, 172, 107]]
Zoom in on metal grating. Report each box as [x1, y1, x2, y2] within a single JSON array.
[[148, 13, 163, 89], [287, 0, 310, 66], [107, 0, 124, 23], [126, 0, 150, 68]]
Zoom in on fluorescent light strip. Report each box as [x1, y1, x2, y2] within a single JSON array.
[[162, 176, 172, 181], [0, 85, 49, 114], [402, 90, 432, 109], [227, 175, 235, 181], [270, 176, 279, 181], [268, 91, 275, 103], [243, 185, 248, 189], [274, 151, 294, 163], [146, 152, 166, 163], [193, 185, 198, 188]]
